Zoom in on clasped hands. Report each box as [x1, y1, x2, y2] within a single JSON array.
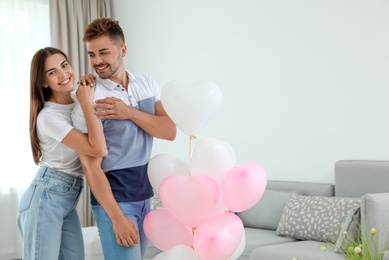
[[77, 74, 131, 120]]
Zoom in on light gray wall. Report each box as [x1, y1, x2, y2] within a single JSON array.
[[111, 0, 389, 183]]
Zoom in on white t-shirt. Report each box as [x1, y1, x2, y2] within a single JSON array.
[[37, 99, 83, 177]]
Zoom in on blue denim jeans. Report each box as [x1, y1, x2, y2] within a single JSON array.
[[92, 199, 150, 260], [17, 166, 84, 260]]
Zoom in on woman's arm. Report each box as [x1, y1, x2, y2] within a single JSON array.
[[62, 83, 107, 157]]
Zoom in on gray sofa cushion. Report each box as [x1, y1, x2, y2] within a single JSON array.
[[276, 193, 360, 243], [240, 228, 296, 260], [249, 240, 344, 260], [237, 189, 298, 230]]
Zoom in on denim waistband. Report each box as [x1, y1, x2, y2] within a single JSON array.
[[37, 166, 84, 186]]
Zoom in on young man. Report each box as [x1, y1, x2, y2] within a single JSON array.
[[72, 18, 176, 259]]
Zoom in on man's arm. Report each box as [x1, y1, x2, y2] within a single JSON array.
[[94, 98, 177, 140], [79, 154, 139, 247]]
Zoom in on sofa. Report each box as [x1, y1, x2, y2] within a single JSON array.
[[82, 160, 389, 260], [237, 160, 389, 260]]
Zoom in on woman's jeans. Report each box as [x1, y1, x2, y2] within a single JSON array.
[[17, 166, 84, 260], [92, 199, 150, 260]]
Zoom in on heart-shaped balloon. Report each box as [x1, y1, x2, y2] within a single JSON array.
[[221, 162, 267, 212], [161, 80, 222, 136], [193, 212, 244, 260], [143, 208, 193, 251], [159, 175, 220, 227]]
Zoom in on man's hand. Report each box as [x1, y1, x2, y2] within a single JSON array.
[[112, 216, 139, 247], [94, 97, 132, 120]]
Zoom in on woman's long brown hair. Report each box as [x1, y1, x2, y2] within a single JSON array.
[[29, 47, 68, 164]]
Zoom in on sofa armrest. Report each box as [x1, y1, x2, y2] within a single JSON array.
[[361, 193, 389, 257]]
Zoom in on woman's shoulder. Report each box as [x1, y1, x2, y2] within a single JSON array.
[[38, 102, 74, 123]]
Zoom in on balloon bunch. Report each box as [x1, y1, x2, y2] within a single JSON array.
[[144, 81, 268, 260]]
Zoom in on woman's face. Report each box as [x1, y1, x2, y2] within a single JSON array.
[[43, 53, 74, 94]]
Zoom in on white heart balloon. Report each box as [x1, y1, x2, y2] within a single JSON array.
[[161, 80, 222, 136]]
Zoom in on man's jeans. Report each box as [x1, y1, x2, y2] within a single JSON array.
[[17, 166, 84, 260], [92, 199, 150, 260]]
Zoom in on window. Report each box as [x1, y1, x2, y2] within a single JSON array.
[[0, 0, 50, 191], [0, 0, 49, 258]]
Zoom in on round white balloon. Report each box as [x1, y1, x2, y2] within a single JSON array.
[[190, 137, 236, 184], [153, 245, 198, 260], [148, 154, 191, 193]]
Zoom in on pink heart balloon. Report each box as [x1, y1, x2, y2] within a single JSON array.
[[221, 162, 267, 212], [143, 208, 193, 251], [159, 175, 220, 227], [161, 80, 222, 136], [193, 212, 244, 260]]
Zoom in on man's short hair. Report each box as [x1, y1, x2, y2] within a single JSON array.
[[83, 17, 125, 46]]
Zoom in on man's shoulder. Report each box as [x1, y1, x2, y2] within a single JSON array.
[[132, 74, 158, 89], [132, 73, 152, 81]]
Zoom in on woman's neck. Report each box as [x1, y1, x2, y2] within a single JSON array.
[[49, 93, 73, 104]]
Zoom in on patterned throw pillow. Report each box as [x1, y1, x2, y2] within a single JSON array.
[[276, 193, 360, 243]]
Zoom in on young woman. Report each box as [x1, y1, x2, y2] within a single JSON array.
[[16, 47, 107, 260]]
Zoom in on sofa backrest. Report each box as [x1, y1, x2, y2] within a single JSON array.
[[335, 160, 389, 197], [237, 180, 334, 230], [266, 180, 334, 196]]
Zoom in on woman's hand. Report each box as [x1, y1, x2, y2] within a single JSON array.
[[77, 73, 96, 87], [76, 80, 95, 104]]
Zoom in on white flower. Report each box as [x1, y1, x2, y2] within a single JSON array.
[[354, 246, 362, 254], [370, 228, 377, 236]]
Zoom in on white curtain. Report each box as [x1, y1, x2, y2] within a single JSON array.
[[50, 0, 111, 86], [0, 0, 50, 259]]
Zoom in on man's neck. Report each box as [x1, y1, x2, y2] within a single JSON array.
[[109, 70, 129, 89]]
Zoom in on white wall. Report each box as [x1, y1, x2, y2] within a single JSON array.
[[111, 0, 389, 183]]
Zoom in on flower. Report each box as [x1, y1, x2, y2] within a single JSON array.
[[354, 246, 362, 254], [321, 225, 389, 260]]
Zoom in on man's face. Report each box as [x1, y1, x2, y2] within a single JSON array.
[[86, 35, 125, 79]]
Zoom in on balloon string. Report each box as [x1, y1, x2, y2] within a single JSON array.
[[192, 226, 197, 236], [189, 135, 196, 159]]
